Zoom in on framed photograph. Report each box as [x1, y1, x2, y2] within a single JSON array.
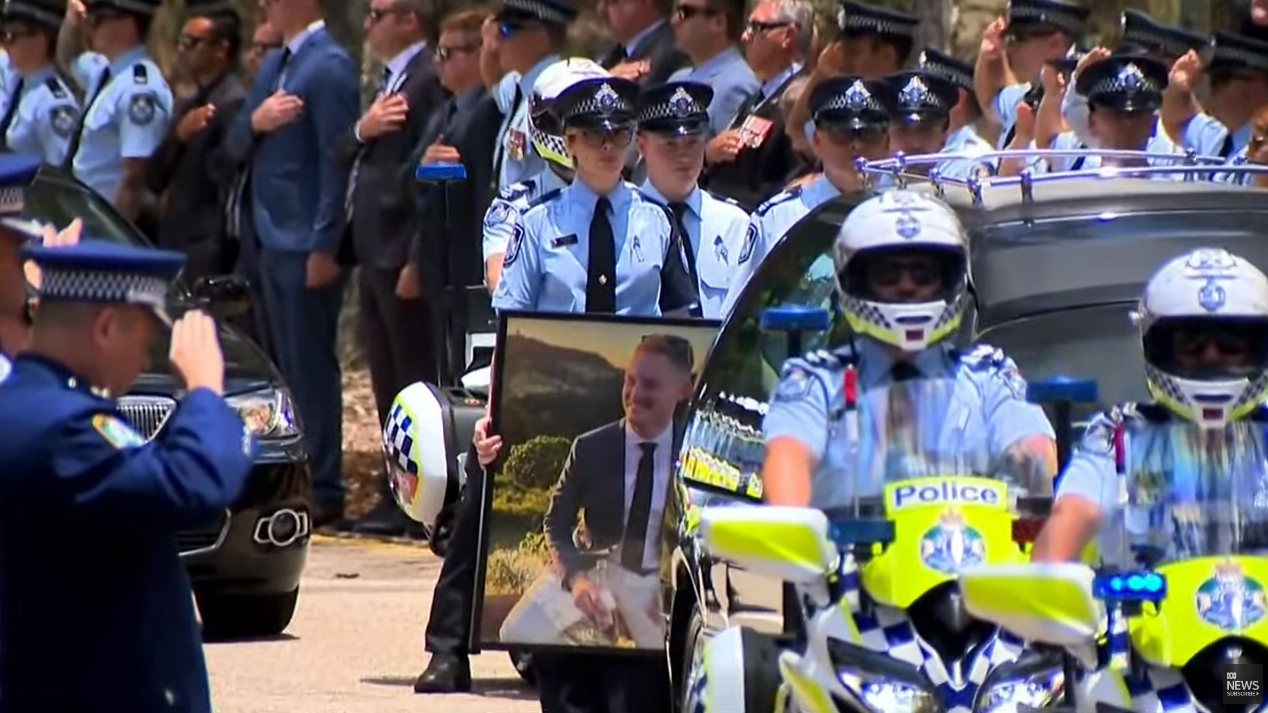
[[472, 312, 720, 655]]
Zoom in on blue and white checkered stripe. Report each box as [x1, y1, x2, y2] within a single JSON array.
[[40, 269, 167, 308], [382, 403, 418, 476]]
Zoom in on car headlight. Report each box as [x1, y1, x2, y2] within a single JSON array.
[[975, 668, 1063, 712], [228, 389, 300, 438]]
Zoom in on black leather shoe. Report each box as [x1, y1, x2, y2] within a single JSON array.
[[352, 498, 417, 537], [414, 654, 472, 694]]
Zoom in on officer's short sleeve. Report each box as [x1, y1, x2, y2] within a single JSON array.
[[1060, 83, 1092, 147], [762, 360, 831, 462], [482, 196, 522, 261], [71, 53, 109, 94], [494, 73, 520, 114], [993, 83, 1030, 132], [51, 389, 257, 522], [1056, 415, 1120, 518], [974, 350, 1055, 456], [720, 215, 766, 316], [116, 82, 169, 158], [1180, 112, 1229, 156], [491, 213, 540, 310]]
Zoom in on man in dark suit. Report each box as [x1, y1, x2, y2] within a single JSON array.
[[147, 5, 247, 282], [702, 0, 811, 210], [527, 334, 696, 713], [220, 0, 360, 527], [334, 0, 447, 536]]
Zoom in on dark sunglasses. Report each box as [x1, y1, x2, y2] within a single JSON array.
[[745, 20, 790, 33], [177, 33, 216, 50], [675, 4, 718, 20], [1174, 330, 1251, 358], [864, 259, 942, 288], [436, 44, 478, 61]]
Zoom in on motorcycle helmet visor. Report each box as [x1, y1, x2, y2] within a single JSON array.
[[1143, 316, 1268, 381], [839, 244, 966, 304]]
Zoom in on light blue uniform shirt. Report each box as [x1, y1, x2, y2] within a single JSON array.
[[1179, 112, 1252, 160], [993, 82, 1032, 148], [667, 46, 759, 138], [639, 181, 749, 319], [69, 48, 172, 200], [493, 55, 559, 192], [721, 174, 841, 315], [0, 352, 9, 382], [937, 125, 994, 180], [482, 169, 569, 262], [0, 52, 18, 123], [763, 340, 1055, 510], [491, 180, 676, 315], [5, 67, 79, 166]]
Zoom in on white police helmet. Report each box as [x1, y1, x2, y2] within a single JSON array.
[[1134, 248, 1268, 429], [833, 189, 971, 352], [382, 382, 465, 531], [530, 58, 610, 170]]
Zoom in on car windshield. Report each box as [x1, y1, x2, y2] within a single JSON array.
[[1109, 420, 1268, 566], [22, 170, 142, 245]]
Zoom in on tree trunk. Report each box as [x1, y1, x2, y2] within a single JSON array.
[[913, 0, 953, 55]]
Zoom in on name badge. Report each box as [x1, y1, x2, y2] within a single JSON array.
[[551, 234, 578, 248], [740, 116, 774, 149]]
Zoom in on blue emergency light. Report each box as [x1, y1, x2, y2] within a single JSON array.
[[1026, 376, 1099, 405], [415, 162, 467, 183], [760, 305, 831, 332], [1093, 571, 1167, 602]]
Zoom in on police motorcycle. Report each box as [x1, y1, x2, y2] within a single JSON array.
[[960, 390, 1268, 713], [684, 306, 1091, 713]]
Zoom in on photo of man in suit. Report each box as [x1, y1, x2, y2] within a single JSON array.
[[498, 334, 696, 649]]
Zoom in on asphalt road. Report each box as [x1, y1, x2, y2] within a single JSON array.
[[206, 536, 540, 713]]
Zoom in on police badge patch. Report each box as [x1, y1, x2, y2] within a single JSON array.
[[50, 104, 78, 138], [128, 93, 158, 125], [503, 223, 524, 267], [92, 413, 147, 449], [739, 223, 757, 264], [485, 201, 513, 231]]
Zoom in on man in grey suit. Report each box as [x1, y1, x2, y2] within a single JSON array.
[[221, 0, 360, 527], [334, 0, 448, 537]]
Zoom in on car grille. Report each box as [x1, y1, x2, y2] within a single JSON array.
[[176, 509, 230, 556], [117, 395, 176, 441]]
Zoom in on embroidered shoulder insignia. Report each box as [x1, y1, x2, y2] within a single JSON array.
[[132, 63, 149, 84], [754, 186, 803, 217], [92, 413, 146, 449]]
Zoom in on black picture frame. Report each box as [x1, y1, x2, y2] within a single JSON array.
[[469, 310, 721, 656]]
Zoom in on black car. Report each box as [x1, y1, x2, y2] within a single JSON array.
[[21, 167, 312, 640], [666, 171, 1268, 709]]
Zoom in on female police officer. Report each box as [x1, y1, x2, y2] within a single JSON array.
[[491, 74, 698, 316], [761, 189, 1058, 509]]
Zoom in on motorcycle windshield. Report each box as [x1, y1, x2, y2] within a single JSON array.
[[1108, 419, 1268, 666]]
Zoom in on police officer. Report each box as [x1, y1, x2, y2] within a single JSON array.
[[760, 190, 1057, 509], [881, 69, 972, 179], [1033, 248, 1268, 562], [491, 75, 698, 316], [917, 48, 994, 177], [59, 0, 172, 223], [722, 74, 892, 314], [1067, 53, 1184, 174], [0, 240, 254, 713], [0, 153, 46, 376], [1165, 30, 1268, 165], [0, 0, 80, 165], [635, 80, 748, 318], [483, 58, 608, 292]]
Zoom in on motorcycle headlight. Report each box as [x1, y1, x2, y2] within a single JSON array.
[[974, 668, 1063, 712], [850, 679, 939, 713], [228, 389, 300, 439], [831, 640, 941, 713]]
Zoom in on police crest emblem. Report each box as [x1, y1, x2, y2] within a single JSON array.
[[128, 93, 157, 125], [919, 509, 986, 574], [92, 413, 147, 449], [1196, 560, 1267, 632], [669, 87, 695, 118], [503, 223, 524, 267], [739, 223, 757, 264], [50, 105, 78, 138]]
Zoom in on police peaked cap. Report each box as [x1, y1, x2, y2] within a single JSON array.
[[497, 0, 578, 28], [808, 75, 892, 132], [1, 0, 65, 29], [1209, 31, 1268, 77], [835, 1, 917, 41], [83, 0, 162, 15], [552, 76, 640, 130], [636, 81, 713, 136], [1006, 0, 1090, 39], [1075, 54, 1168, 113], [1119, 9, 1206, 60], [883, 70, 960, 124], [917, 48, 973, 95], [0, 152, 44, 244]]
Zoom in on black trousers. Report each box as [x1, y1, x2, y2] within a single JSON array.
[[424, 444, 485, 655], [358, 266, 441, 424], [534, 652, 671, 713]]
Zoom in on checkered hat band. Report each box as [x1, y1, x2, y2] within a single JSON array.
[[636, 101, 705, 124], [383, 405, 419, 475], [840, 15, 913, 36], [1214, 45, 1268, 72], [1089, 75, 1161, 97], [1122, 28, 1195, 57], [40, 268, 168, 305], [570, 96, 633, 118], [0, 186, 24, 216], [922, 64, 972, 91], [821, 94, 884, 114], [504, 0, 570, 24], [1010, 6, 1082, 33]]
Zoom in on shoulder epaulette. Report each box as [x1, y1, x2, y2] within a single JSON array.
[[499, 180, 533, 201], [45, 76, 67, 99], [703, 189, 749, 213], [754, 186, 803, 217], [960, 343, 1008, 371], [527, 187, 562, 208], [132, 64, 148, 84]]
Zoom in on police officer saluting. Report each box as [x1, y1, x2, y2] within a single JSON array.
[[0, 0, 80, 165], [491, 75, 698, 316], [916, 48, 993, 176], [760, 190, 1058, 509], [57, 0, 172, 225], [0, 241, 255, 712], [882, 69, 968, 178], [722, 74, 892, 313], [636, 81, 747, 318], [1069, 53, 1180, 173]]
